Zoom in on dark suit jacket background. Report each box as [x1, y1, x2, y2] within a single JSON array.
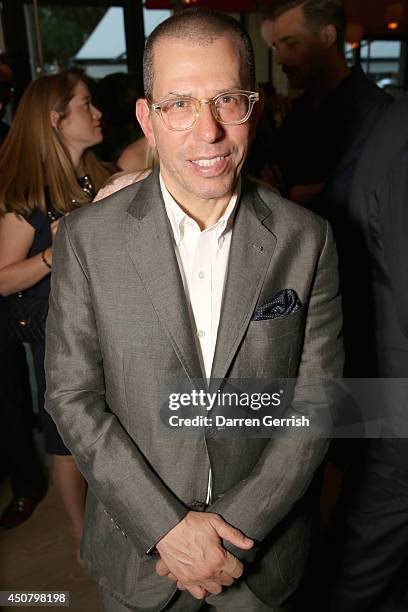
[[348, 93, 408, 377], [275, 66, 391, 225]]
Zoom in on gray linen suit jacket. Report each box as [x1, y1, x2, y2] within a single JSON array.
[[45, 169, 343, 611]]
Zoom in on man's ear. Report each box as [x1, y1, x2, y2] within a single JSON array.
[[320, 24, 337, 49], [50, 109, 60, 129], [136, 98, 156, 148]]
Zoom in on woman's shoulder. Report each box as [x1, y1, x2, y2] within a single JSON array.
[[93, 170, 151, 202], [21, 207, 48, 231]]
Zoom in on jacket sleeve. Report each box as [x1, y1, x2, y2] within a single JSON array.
[[45, 217, 188, 556]]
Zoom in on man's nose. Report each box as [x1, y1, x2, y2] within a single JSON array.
[[194, 102, 224, 143], [273, 45, 285, 65]]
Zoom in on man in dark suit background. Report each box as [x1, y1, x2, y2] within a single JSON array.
[[269, 0, 391, 225], [269, 0, 391, 379], [328, 94, 408, 612], [45, 10, 343, 611]]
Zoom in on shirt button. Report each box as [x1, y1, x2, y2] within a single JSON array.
[[198, 271, 205, 279], [197, 330, 205, 338]]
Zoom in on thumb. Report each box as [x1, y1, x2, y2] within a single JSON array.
[[156, 558, 170, 576], [212, 518, 254, 550]]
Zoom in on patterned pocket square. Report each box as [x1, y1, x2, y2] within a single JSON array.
[[252, 289, 302, 321]]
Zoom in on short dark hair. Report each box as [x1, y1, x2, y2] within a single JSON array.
[[143, 9, 255, 98], [270, 0, 346, 51]]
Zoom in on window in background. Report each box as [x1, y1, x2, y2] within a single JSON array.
[[346, 39, 403, 96], [24, 4, 122, 79], [143, 7, 171, 37], [74, 7, 126, 79], [25, 4, 173, 80]]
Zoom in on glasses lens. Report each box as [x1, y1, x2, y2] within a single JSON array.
[[161, 98, 196, 130], [215, 93, 250, 124]]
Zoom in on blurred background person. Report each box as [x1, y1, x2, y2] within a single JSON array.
[[265, 3, 393, 607], [92, 72, 143, 164], [0, 53, 47, 531], [0, 54, 14, 145], [267, 0, 392, 389], [328, 91, 408, 612], [116, 136, 158, 174], [92, 71, 158, 174], [269, 0, 391, 230], [244, 82, 281, 183], [0, 303, 47, 530], [0, 70, 110, 558]]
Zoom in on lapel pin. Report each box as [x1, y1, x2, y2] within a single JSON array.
[[253, 243, 264, 252]]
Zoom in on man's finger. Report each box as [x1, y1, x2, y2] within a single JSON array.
[[222, 552, 244, 579], [184, 584, 207, 599], [212, 518, 253, 551], [200, 581, 223, 595], [156, 559, 170, 576], [214, 571, 234, 587]]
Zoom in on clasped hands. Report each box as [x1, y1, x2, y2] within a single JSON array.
[[155, 511, 254, 600]]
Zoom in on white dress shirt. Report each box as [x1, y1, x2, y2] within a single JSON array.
[[160, 174, 240, 505], [160, 174, 240, 379]]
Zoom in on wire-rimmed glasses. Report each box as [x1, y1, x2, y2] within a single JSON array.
[[148, 90, 259, 131]]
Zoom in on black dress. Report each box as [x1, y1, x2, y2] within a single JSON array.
[[24, 178, 95, 455]]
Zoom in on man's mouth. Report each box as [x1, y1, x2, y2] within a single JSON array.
[[191, 155, 227, 168]]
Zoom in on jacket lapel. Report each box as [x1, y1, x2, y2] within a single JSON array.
[[125, 170, 204, 381], [211, 186, 277, 380]]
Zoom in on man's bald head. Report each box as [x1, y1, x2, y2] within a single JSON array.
[[143, 9, 255, 99]]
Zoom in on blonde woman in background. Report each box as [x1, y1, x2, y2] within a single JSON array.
[[0, 70, 110, 561]]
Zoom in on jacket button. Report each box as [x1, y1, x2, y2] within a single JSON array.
[[190, 500, 207, 511]]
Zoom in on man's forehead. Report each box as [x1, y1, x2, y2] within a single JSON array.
[[273, 6, 310, 35], [151, 34, 245, 92], [153, 32, 239, 57]]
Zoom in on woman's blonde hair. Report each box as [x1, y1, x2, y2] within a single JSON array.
[[0, 70, 111, 217]]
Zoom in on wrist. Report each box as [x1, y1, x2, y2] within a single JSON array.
[[41, 248, 52, 270]]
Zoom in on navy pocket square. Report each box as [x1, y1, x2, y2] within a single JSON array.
[[252, 289, 302, 321]]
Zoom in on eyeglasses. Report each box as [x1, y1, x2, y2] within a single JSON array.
[[148, 90, 259, 131]]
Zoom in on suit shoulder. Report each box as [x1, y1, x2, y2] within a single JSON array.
[[64, 180, 144, 230]]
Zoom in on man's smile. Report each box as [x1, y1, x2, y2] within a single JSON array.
[[191, 154, 228, 168]]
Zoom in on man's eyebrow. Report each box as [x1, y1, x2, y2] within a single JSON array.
[[163, 86, 243, 98]]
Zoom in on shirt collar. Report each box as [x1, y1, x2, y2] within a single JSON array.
[[160, 174, 241, 247]]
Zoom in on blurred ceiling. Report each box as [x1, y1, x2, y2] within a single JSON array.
[[342, 0, 408, 37], [145, 0, 408, 37]]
